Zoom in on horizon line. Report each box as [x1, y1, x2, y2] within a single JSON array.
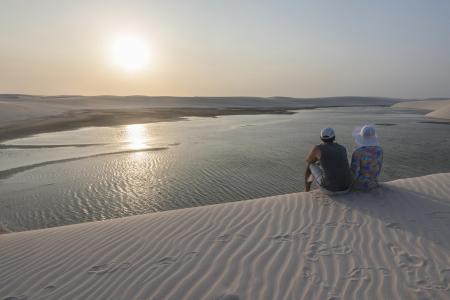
[[0, 93, 434, 100]]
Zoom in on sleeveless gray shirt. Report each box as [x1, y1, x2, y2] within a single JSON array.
[[318, 143, 352, 191]]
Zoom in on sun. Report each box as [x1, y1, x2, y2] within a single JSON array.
[[110, 34, 151, 72]]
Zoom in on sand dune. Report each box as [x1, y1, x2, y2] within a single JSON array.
[[393, 99, 450, 120], [1, 173, 449, 299], [427, 103, 450, 119]]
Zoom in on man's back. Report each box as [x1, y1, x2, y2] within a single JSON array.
[[318, 143, 352, 191]]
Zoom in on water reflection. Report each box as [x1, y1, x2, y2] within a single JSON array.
[[3, 107, 450, 232], [126, 124, 149, 149]]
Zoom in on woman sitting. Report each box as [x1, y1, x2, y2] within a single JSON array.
[[350, 125, 383, 191]]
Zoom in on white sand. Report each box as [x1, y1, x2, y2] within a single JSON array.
[[1, 173, 450, 300], [393, 99, 450, 120]]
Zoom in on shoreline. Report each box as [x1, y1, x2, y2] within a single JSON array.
[[0, 95, 406, 143], [0, 107, 298, 143], [0, 104, 399, 143]]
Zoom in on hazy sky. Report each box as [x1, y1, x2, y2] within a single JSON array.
[[1, 0, 450, 98]]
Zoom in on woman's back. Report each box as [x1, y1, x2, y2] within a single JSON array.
[[351, 146, 383, 191]]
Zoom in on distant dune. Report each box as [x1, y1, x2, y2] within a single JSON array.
[[1, 173, 449, 299], [0, 94, 406, 122], [393, 99, 450, 120]]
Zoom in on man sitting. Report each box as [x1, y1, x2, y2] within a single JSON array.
[[304, 127, 352, 193]]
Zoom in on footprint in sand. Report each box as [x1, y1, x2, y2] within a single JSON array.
[[331, 244, 352, 255], [215, 234, 232, 242], [270, 233, 294, 242], [88, 261, 131, 275], [386, 222, 402, 230], [305, 241, 331, 261], [341, 221, 362, 229], [344, 267, 369, 281], [315, 222, 338, 230], [344, 267, 390, 281], [302, 266, 322, 286], [155, 257, 177, 266], [316, 220, 361, 231], [303, 266, 313, 278], [215, 233, 247, 243], [88, 264, 109, 274], [387, 242, 426, 269], [43, 285, 57, 292], [181, 251, 199, 262], [325, 221, 338, 228], [269, 231, 305, 242], [415, 279, 433, 290], [300, 232, 310, 240], [305, 241, 352, 260], [150, 251, 200, 269], [214, 293, 240, 300], [326, 288, 341, 300], [396, 253, 425, 268], [377, 267, 391, 277], [414, 277, 448, 291]]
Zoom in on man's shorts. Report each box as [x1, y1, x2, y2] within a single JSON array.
[[308, 163, 349, 195], [308, 163, 324, 186]]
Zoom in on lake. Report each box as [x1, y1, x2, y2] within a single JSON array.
[[1, 106, 449, 231]]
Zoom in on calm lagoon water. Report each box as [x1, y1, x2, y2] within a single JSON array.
[[1, 107, 449, 231]]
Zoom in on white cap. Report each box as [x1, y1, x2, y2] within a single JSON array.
[[352, 124, 379, 147], [320, 127, 335, 140]]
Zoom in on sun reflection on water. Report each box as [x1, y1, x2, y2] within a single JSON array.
[[126, 124, 149, 150]]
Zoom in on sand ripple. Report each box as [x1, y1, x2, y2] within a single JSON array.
[[1, 173, 450, 299]]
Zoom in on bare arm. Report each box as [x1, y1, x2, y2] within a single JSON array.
[[305, 145, 321, 164], [304, 145, 321, 191]]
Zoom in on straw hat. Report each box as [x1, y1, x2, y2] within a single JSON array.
[[352, 124, 379, 147]]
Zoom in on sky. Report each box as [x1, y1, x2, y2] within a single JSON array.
[[1, 0, 450, 98]]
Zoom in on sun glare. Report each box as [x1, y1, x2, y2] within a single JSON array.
[[126, 124, 149, 149], [111, 35, 150, 72]]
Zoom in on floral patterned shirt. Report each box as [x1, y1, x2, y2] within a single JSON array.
[[350, 146, 383, 191]]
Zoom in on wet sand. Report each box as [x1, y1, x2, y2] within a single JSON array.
[[0, 107, 296, 143], [0, 94, 406, 142]]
